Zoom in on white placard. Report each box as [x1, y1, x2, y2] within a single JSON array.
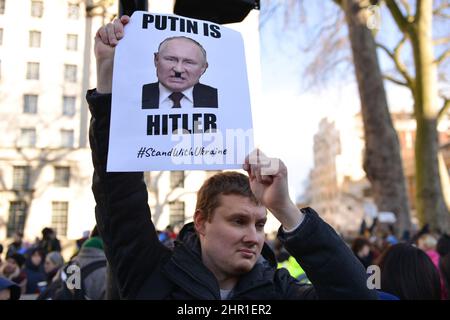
[[108, 11, 254, 172]]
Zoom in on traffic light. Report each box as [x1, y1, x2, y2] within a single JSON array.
[[174, 0, 260, 24]]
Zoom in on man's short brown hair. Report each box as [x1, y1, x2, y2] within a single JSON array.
[[195, 172, 261, 221]]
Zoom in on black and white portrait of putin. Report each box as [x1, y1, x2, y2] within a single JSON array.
[[142, 36, 218, 109]]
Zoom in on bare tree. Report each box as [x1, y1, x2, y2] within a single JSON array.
[[336, 0, 412, 235], [378, 0, 450, 232]]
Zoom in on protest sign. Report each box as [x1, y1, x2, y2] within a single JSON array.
[[108, 11, 253, 172]]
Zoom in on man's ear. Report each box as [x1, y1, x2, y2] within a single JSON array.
[[194, 210, 207, 236], [201, 62, 208, 75], [154, 52, 159, 67]]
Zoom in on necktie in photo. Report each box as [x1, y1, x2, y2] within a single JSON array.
[[169, 92, 184, 108]]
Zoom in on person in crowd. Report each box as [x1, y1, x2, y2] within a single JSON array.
[[6, 231, 24, 257], [23, 247, 46, 294], [0, 277, 21, 300], [351, 237, 374, 269], [70, 228, 107, 300], [43, 251, 64, 286], [0, 244, 4, 266], [38, 228, 61, 257], [0, 253, 27, 294], [377, 243, 441, 300], [439, 252, 450, 300]]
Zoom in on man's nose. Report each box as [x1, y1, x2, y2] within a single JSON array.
[[172, 61, 184, 73], [243, 225, 259, 245]]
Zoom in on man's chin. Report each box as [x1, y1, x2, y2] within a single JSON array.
[[232, 260, 257, 274], [163, 82, 190, 92]]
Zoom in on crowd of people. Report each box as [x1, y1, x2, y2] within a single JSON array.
[[2, 221, 450, 300], [349, 221, 450, 300], [0, 226, 107, 300]]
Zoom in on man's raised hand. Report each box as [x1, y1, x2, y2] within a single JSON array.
[[95, 15, 130, 93]]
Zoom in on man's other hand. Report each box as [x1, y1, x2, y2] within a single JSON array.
[[244, 149, 304, 231]]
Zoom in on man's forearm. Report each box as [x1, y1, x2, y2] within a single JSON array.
[[270, 201, 305, 231], [96, 59, 114, 94]]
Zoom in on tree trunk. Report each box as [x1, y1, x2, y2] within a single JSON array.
[[342, 0, 411, 235], [410, 0, 450, 233]]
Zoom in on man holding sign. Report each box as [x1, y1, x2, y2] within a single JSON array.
[[142, 36, 218, 109], [87, 14, 377, 300]]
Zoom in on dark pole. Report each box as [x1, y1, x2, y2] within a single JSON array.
[[119, 0, 148, 17]]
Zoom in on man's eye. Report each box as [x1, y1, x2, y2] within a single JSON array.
[[233, 219, 244, 225], [256, 223, 265, 230]]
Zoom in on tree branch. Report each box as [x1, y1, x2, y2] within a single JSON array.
[[435, 12, 450, 19], [433, 36, 450, 46], [432, 1, 450, 15], [383, 75, 409, 87], [399, 0, 412, 18], [434, 50, 450, 65], [376, 37, 414, 89], [438, 98, 450, 122], [385, 0, 410, 33]]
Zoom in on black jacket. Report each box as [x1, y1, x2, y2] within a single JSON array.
[[87, 89, 378, 300], [141, 82, 218, 109]]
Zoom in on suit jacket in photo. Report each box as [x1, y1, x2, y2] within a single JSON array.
[[141, 82, 218, 109]]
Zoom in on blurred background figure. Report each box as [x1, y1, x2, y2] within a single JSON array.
[[437, 234, 450, 299], [23, 247, 46, 295], [43, 251, 64, 286], [38, 228, 62, 257], [377, 243, 441, 300], [417, 233, 440, 270], [69, 226, 107, 300], [351, 237, 374, 269], [6, 232, 25, 257], [439, 253, 450, 300], [0, 277, 21, 300], [73, 230, 91, 256], [0, 253, 27, 294]]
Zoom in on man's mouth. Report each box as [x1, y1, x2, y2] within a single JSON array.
[[169, 76, 186, 82], [238, 248, 256, 257]]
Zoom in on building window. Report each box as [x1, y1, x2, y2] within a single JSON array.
[[13, 166, 31, 190], [68, 3, 79, 19], [29, 30, 41, 47], [0, 0, 5, 15], [7, 201, 27, 238], [169, 201, 185, 226], [66, 34, 78, 51], [52, 201, 68, 237], [26, 62, 39, 80], [170, 171, 184, 188], [62, 96, 76, 116], [54, 166, 70, 187], [0, 28, 3, 45], [60, 129, 74, 148], [20, 128, 36, 147], [23, 94, 38, 114], [31, 1, 43, 18], [64, 64, 77, 82]]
